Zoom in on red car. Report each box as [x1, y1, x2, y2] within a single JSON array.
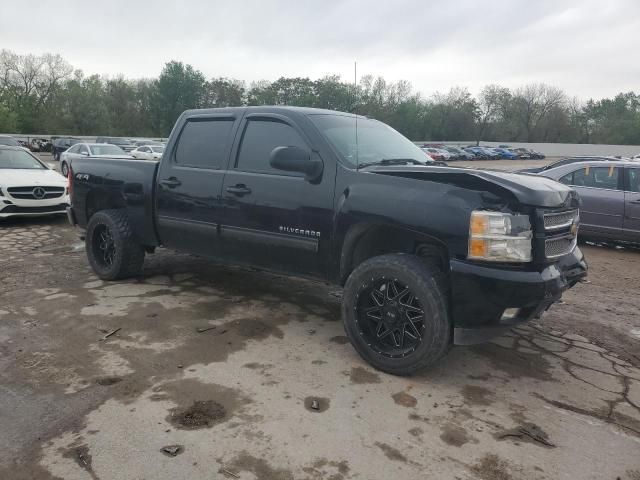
[[421, 147, 446, 161]]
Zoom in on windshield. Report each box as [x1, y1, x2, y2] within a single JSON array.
[[309, 114, 428, 167], [150, 146, 164, 153], [0, 137, 20, 147], [109, 138, 131, 145], [0, 149, 45, 169], [90, 145, 126, 155]]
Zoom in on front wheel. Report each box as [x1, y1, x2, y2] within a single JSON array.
[[342, 254, 451, 375], [60, 161, 69, 177], [86, 209, 145, 280]]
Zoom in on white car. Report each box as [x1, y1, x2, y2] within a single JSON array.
[[131, 145, 165, 160], [60, 143, 133, 177], [0, 146, 70, 219]]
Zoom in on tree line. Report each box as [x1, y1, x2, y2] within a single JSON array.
[[1, 49, 639, 145]]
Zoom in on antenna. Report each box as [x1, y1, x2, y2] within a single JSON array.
[[354, 61, 359, 170]]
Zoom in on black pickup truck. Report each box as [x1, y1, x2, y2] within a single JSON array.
[[67, 106, 587, 374]]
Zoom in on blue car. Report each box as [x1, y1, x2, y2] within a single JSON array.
[[491, 147, 519, 160], [465, 146, 500, 160]]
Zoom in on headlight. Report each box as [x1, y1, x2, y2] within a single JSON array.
[[468, 211, 532, 262]]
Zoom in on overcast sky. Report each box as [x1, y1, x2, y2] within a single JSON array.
[[1, 0, 638, 99]]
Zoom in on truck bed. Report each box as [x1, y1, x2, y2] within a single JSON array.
[[71, 157, 160, 246]]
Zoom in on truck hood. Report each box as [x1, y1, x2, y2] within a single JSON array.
[[365, 165, 576, 208], [0, 168, 67, 187]]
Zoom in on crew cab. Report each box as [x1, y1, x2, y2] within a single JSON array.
[[67, 107, 587, 375]]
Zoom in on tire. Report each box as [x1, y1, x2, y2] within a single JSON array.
[[85, 209, 145, 280], [342, 254, 451, 375], [60, 161, 68, 177]]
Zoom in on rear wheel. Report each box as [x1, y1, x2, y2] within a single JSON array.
[[342, 254, 451, 375], [86, 209, 145, 280]]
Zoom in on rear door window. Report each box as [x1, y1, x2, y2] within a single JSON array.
[[626, 168, 640, 192], [235, 119, 308, 175], [174, 118, 235, 169]]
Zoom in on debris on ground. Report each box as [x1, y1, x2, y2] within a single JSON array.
[[496, 422, 556, 448], [100, 327, 121, 341], [168, 400, 226, 429], [219, 467, 240, 478], [160, 445, 184, 457], [196, 326, 217, 333], [311, 399, 320, 410]]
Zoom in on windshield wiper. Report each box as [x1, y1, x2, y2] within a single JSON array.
[[358, 158, 425, 169]]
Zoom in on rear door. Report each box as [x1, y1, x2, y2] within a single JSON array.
[[623, 166, 640, 240], [563, 165, 624, 238], [156, 112, 241, 256], [219, 113, 334, 277]]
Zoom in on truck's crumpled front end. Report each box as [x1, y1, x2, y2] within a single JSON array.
[[451, 206, 587, 345]]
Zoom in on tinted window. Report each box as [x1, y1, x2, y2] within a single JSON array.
[[627, 168, 640, 193], [236, 119, 307, 174], [559, 172, 573, 185], [572, 166, 620, 190], [175, 118, 234, 169]]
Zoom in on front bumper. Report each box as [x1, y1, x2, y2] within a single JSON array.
[[450, 246, 587, 345], [0, 195, 70, 218]]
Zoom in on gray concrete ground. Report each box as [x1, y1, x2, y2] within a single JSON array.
[[1, 158, 639, 480]]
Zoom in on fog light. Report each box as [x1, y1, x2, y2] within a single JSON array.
[[501, 308, 521, 320]]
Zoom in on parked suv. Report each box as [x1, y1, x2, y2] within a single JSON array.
[[52, 137, 81, 161]]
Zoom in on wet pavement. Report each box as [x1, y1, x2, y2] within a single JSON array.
[[0, 216, 639, 480]]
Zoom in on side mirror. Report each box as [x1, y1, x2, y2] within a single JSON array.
[[269, 146, 323, 182]]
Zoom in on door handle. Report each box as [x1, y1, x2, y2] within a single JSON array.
[[160, 178, 181, 188], [226, 184, 252, 196]]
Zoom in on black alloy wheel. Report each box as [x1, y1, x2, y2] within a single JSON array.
[[356, 277, 425, 358], [342, 254, 451, 375], [92, 224, 116, 268]]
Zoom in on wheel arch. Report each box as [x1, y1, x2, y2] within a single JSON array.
[[85, 189, 127, 223], [339, 223, 450, 285]]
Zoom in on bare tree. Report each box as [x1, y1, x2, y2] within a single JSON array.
[[0, 50, 73, 110], [510, 83, 566, 142], [475, 84, 510, 144]]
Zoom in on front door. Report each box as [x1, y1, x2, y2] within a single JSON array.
[[155, 112, 241, 256], [219, 114, 335, 277], [569, 165, 624, 238], [623, 167, 640, 240]]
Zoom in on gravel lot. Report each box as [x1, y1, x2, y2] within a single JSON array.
[[0, 158, 639, 479]]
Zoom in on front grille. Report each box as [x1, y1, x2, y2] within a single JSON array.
[[537, 208, 579, 260], [543, 209, 577, 231], [7, 186, 65, 200], [545, 234, 577, 258]]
